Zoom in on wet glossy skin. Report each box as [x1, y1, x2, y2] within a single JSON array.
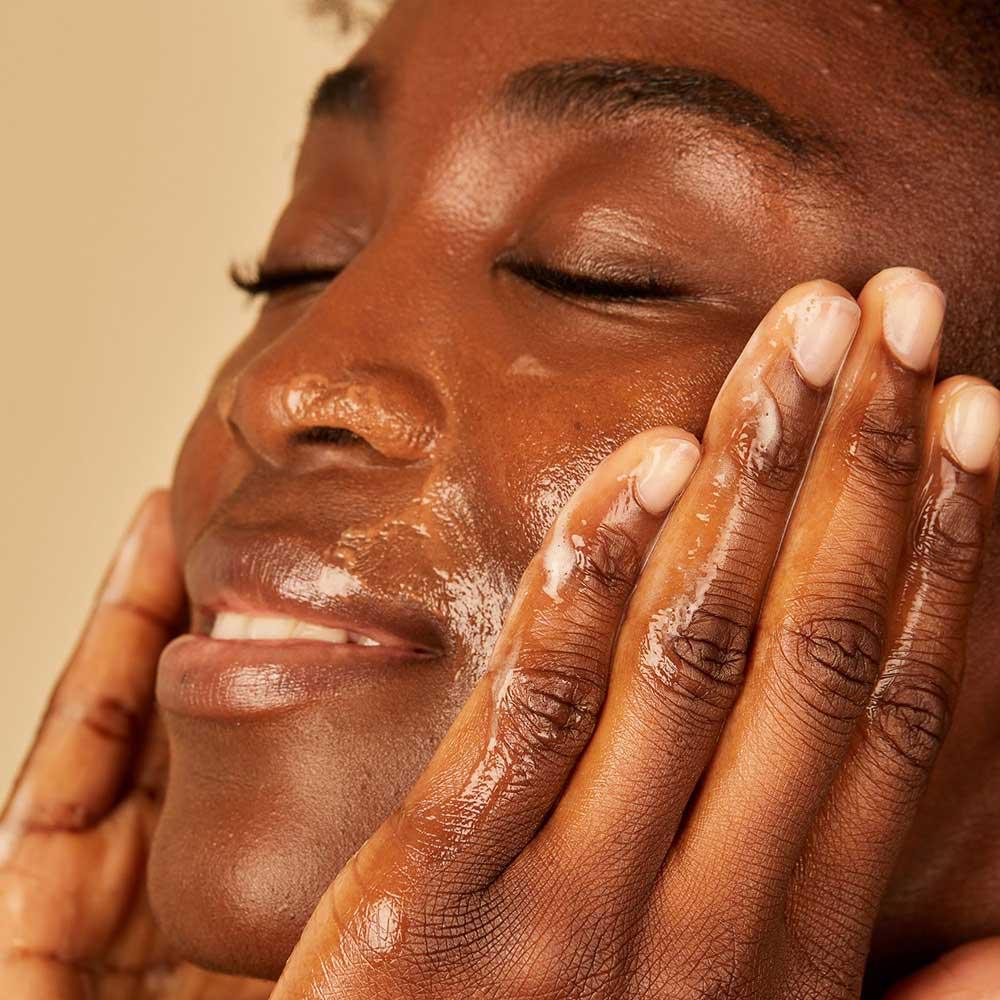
[[149, 0, 1000, 981]]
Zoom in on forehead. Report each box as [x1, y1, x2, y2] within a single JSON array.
[[356, 0, 928, 155]]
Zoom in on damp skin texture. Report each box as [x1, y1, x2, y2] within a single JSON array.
[[167, 0, 1000, 984], [261, 271, 1000, 999], [5, 0, 1000, 994], [2, 278, 999, 999]]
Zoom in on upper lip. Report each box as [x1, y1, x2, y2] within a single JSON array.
[[183, 524, 447, 656]]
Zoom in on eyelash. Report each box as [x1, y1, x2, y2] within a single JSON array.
[[498, 256, 681, 303], [230, 262, 343, 297], [230, 258, 682, 304]]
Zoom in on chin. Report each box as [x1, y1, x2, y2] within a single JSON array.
[[147, 706, 444, 979], [148, 777, 339, 979], [148, 830, 314, 980]]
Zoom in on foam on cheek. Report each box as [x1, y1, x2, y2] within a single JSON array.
[[316, 565, 361, 597], [507, 354, 555, 378]]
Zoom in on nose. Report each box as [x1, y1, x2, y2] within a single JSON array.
[[227, 351, 443, 471]]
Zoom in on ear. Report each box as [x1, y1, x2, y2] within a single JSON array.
[[884, 938, 1000, 999]]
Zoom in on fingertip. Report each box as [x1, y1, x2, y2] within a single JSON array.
[[932, 377, 1000, 475], [884, 938, 1000, 999], [632, 429, 702, 515], [772, 280, 860, 389], [856, 267, 946, 375], [858, 265, 942, 301], [779, 277, 855, 306], [933, 373, 997, 399], [100, 488, 184, 622], [139, 487, 172, 522]]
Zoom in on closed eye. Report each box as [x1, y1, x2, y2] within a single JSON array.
[[498, 255, 686, 303], [231, 257, 686, 304]]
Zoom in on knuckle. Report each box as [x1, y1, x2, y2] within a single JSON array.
[[501, 650, 605, 757], [384, 798, 458, 875], [511, 902, 627, 993], [866, 667, 956, 779], [577, 522, 644, 605], [912, 485, 987, 586], [775, 604, 883, 724], [23, 800, 102, 834], [847, 400, 923, 495], [77, 695, 140, 743], [642, 900, 750, 999], [639, 595, 752, 722]]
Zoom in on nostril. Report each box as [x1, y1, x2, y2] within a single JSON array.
[[293, 426, 369, 448], [229, 368, 440, 469], [282, 373, 438, 463]]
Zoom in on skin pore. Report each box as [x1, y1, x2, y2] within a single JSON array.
[[131, 0, 1000, 985]]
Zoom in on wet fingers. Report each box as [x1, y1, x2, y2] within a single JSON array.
[[0, 491, 183, 841], [524, 278, 862, 893], [788, 376, 999, 953]]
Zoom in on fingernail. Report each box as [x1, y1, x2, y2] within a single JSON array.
[[634, 436, 701, 514], [944, 384, 1000, 473], [789, 295, 861, 388], [883, 280, 946, 372]]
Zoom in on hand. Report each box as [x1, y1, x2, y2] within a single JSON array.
[[0, 492, 271, 999], [272, 268, 1000, 999], [885, 938, 1000, 998]]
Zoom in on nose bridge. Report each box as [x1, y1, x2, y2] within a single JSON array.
[[227, 277, 448, 469]]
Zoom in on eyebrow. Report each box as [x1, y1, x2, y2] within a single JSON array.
[[500, 59, 835, 163], [309, 59, 839, 167]]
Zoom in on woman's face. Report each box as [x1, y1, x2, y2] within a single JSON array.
[[149, 0, 995, 979]]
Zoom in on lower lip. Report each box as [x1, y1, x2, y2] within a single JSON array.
[[157, 634, 428, 720]]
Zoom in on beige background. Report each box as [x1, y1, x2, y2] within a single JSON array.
[[0, 3, 356, 792]]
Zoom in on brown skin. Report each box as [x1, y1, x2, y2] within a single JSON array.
[[0, 494, 271, 998], [2, 0, 1000, 994]]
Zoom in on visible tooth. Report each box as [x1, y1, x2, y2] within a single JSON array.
[[211, 613, 368, 644], [212, 611, 249, 639], [291, 621, 350, 644], [248, 616, 297, 640]]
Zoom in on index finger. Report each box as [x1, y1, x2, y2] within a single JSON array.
[[275, 429, 700, 994], [1, 490, 184, 839]]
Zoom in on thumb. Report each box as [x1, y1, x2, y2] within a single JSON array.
[[885, 939, 1000, 999]]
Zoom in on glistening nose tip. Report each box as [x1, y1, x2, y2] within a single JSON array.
[[226, 359, 444, 469], [282, 373, 438, 462]]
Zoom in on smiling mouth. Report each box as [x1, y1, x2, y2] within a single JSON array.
[[157, 620, 436, 721], [156, 526, 447, 721]]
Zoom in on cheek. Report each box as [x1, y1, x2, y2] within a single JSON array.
[[494, 349, 732, 557], [172, 408, 225, 552], [171, 392, 253, 555]]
